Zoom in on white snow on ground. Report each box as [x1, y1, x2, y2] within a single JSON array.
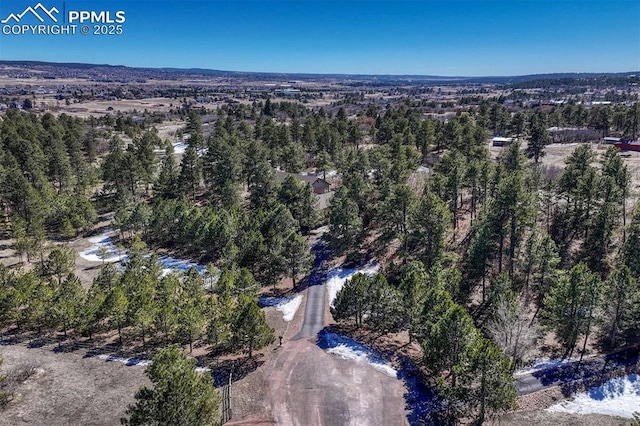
[[276, 295, 302, 321], [97, 354, 151, 366], [328, 345, 397, 377], [515, 356, 586, 376], [96, 354, 210, 372], [172, 142, 187, 154], [326, 263, 380, 307], [79, 230, 128, 263], [546, 374, 640, 419], [320, 331, 397, 378], [258, 295, 303, 321], [79, 230, 206, 275]]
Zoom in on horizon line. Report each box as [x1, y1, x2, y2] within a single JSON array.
[[1, 59, 638, 80]]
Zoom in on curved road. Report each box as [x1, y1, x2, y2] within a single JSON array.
[[516, 347, 640, 395], [263, 240, 408, 425]]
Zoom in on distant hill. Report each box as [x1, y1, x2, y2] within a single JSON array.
[[0, 60, 637, 86]]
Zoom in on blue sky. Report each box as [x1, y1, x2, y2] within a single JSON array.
[[0, 0, 638, 76]]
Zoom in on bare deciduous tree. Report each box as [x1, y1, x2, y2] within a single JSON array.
[[485, 294, 537, 367]]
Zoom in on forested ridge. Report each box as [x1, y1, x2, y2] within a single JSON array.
[[1, 98, 639, 423]]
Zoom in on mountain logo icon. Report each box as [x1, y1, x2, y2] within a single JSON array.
[[1, 3, 59, 24]]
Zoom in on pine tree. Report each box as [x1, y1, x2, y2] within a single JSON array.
[[378, 183, 416, 255], [231, 296, 275, 358], [133, 131, 159, 192], [248, 160, 277, 210], [461, 338, 517, 423], [154, 274, 180, 343], [422, 304, 480, 385], [366, 274, 403, 334], [203, 133, 242, 208], [399, 261, 428, 342], [106, 287, 128, 345], [154, 144, 179, 199], [601, 264, 639, 348], [282, 232, 312, 288], [409, 186, 451, 269], [331, 272, 372, 328], [177, 269, 207, 353], [525, 113, 549, 163], [52, 272, 85, 337], [178, 144, 202, 202], [79, 281, 107, 340], [620, 203, 640, 278], [122, 345, 221, 426], [542, 263, 602, 359], [328, 187, 363, 255]]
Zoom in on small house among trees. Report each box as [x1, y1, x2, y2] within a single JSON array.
[[275, 170, 332, 194]]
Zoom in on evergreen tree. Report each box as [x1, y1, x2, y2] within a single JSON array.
[[122, 345, 221, 426], [80, 280, 107, 340], [378, 183, 416, 255], [282, 232, 312, 288], [133, 131, 159, 192], [601, 264, 639, 348], [106, 286, 129, 345], [154, 274, 180, 343], [399, 261, 428, 343], [52, 272, 85, 337], [331, 273, 372, 328], [178, 144, 202, 202], [422, 304, 480, 384], [231, 296, 275, 358], [409, 186, 451, 269], [366, 274, 403, 334], [155, 144, 179, 199], [328, 187, 363, 255], [460, 338, 517, 423], [203, 132, 242, 208], [542, 263, 602, 359], [525, 113, 549, 163], [177, 269, 207, 353], [620, 203, 640, 278], [248, 160, 277, 210]]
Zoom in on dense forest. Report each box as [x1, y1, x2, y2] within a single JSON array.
[[1, 98, 640, 423]]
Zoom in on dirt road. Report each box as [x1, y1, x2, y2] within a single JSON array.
[[260, 240, 408, 426], [264, 338, 407, 426]]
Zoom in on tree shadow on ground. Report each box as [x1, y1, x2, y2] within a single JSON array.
[[397, 357, 442, 426], [530, 357, 609, 397], [315, 326, 442, 425], [198, 355, 264, 388]]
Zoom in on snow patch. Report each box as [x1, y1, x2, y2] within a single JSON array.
[[258, 295, 303, 322], [546, 374, 640, 419], [97, 354, 152, 366], [79, 230, 128, 263], [79, 231, 206, 275], [318, 330, 397, 378], [157, 255, 206, 275], [96, 354, 211, 372], [172, 142, 187, 154], [276, 295, 303, 321], [326, 263, 380, 307]]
